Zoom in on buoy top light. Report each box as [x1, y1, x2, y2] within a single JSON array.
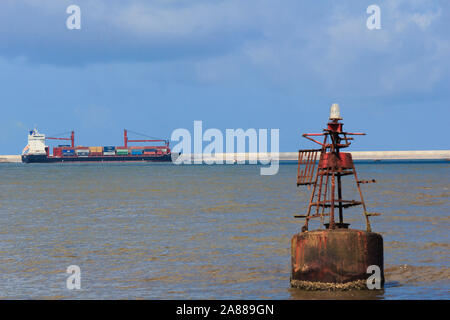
[[329, 103, 342, 120]]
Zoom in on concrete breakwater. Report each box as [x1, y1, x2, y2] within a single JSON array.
[[1, 150, 449, 163], [0, 155, 21, 163], [178, 150, 450, 163]]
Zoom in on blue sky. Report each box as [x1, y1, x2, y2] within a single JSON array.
[[0, 0, 449, 153]]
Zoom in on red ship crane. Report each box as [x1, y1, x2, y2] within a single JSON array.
[[124, 129, 169, 148], [46, 131, 75, 148], [296, 104, 380, 232]]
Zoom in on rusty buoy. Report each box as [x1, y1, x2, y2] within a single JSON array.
[[292, 104, 384, 290], [291, 228, 384, 290]]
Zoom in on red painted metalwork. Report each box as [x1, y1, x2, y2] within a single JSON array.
[[297, 149, 321, 186], [296, 109, 380, 232], [319, 153, 353, 169], [124, 129, 169, 148], [46, 131, 75, 148], [53, 147, 62, 157]]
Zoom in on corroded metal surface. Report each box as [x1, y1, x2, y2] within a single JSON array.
[[319, 152, 353, 169], [291, 229, 384, 286], [296, 106, 380, 232]]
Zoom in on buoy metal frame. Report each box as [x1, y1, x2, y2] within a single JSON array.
[[295, 108, 380, 232]]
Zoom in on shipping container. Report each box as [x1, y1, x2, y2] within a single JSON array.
[[62, 149, 75, 156], [131, 150, 143, 155], [103, 146, 115, 151], [103, 151, 116, 156], [53, 147, 62, 157], [58, 144, 71, 147], [116, 149, 129, 155]]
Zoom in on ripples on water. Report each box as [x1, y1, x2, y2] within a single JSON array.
[[0, 162, 448, 299]]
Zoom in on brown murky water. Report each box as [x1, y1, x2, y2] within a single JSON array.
[[0, 162, 448, 299]]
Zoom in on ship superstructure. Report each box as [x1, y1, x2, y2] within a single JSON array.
[[22, 129, 47, 156]]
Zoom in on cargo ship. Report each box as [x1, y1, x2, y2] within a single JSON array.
[[22, 129, 175, 163]]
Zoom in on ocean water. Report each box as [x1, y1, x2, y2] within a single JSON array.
[[0, 162, 448, 299]]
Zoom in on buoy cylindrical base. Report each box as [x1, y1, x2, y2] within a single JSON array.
[[291, 229, 384, 290]]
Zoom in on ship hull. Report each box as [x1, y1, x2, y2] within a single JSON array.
[[22, 154, 173, 163]]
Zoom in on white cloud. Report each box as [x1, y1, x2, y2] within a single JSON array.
[[237, 1, 449, 97], [411, 10, 441, 29], [114, 2, 250, 38]]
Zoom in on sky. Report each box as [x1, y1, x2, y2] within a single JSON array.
[[0, 0, 449, 154]]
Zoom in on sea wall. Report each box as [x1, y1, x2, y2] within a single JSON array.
[[0, 155, 21, 163], [180, 150, 450, 163]]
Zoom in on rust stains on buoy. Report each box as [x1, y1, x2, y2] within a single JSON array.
[[291, 229, 384, 290], [292, 104, 384, 290]]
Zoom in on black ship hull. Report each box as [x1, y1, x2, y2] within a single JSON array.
[[22, 154, 174, 163]]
